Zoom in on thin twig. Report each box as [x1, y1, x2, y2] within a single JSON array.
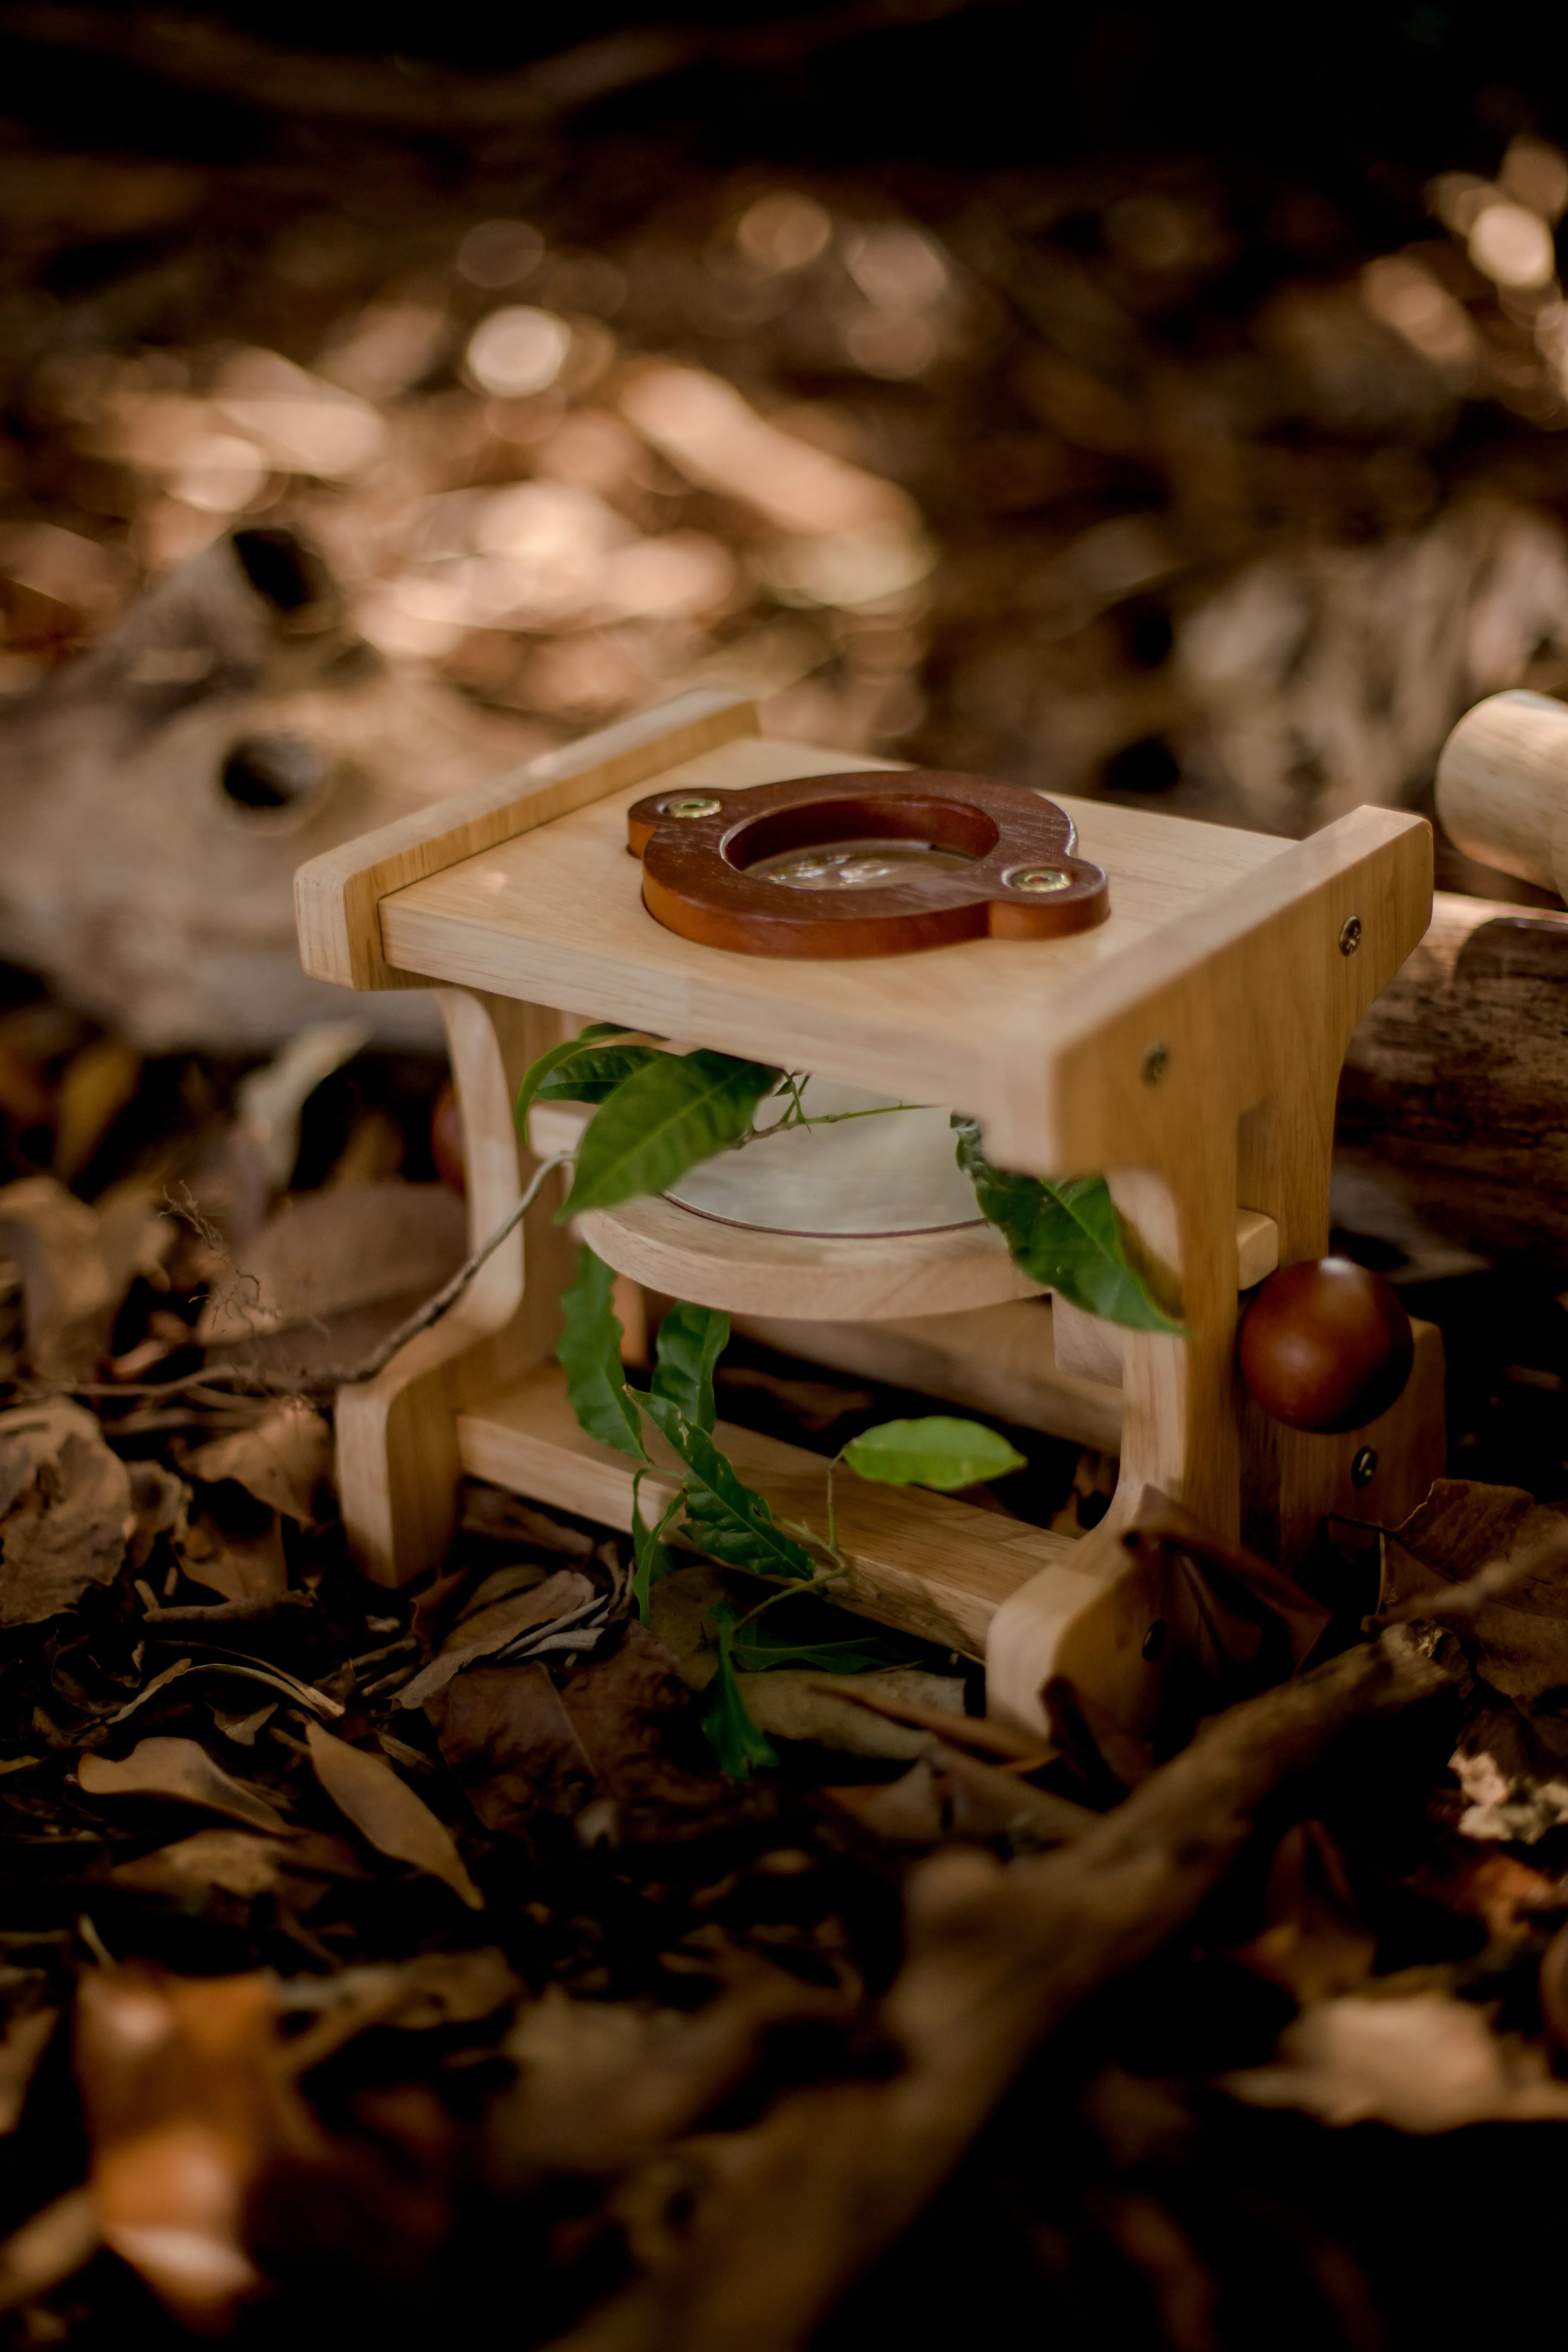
[[134, 1587, 315, 1626], [313, 1150, 573, 1387]]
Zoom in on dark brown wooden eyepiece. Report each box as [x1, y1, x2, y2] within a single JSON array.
[[625, 769, 1109, 958]]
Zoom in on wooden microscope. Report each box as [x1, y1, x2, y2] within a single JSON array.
[[295, 689, 1441, 1737]]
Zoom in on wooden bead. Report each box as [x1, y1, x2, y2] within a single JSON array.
[[430, 1082, 466, 1194], [1238, 1256, 1413, 1434]]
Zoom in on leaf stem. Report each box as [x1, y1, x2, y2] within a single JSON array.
[[825, 1446, 845, 1554], [729, 1571, 836, 1642], [741, 1098, 933, 1148]]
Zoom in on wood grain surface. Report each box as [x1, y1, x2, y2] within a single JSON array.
[[456, 1360, 1078, 1657]]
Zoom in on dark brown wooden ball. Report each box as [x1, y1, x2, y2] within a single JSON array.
[[1238, 1256, 1413, 1433], [430, 1082, 466, 1194]]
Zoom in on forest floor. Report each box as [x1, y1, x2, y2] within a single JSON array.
[[5, 18, 1568, 2348]]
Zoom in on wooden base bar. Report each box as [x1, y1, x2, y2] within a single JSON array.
[[456, 1361, 1078, 1658]]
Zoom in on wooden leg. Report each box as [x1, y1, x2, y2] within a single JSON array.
[[335, 988, 576, 1586], [986, 1060, 1443, 1735]]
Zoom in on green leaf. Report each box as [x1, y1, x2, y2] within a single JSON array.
[[641, 1391, 815, 1583], [514, 1026, 656, 1133], [652, 1301, 729, 1434], [557, 1247, 647, 1461], [954, 1122, 1186, 1334], [630, 1474, 682, 1622], [730, 1626, 914, 1674], [559, 1050, 779, 1220], [535, 1044, 661, 1106], [700, 1605, 777, 1778], [842, 1416, 1026, 1491], [516, 1037, 602, 1136]]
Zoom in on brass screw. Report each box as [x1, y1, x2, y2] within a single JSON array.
[[1004, 865, 1069, 893], [1141, 1040, 1169, 1086], [657, 794, 722, 819], [1339, 914, 1363, 956], [1351, 1446, 1378, 1488]]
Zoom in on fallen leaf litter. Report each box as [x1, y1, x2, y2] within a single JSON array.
[[5, 35, 1568, 2351]]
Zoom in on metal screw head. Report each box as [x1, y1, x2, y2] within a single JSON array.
[[1141, 1040, 1170, 1086], [1003, 865, 1069, 893], [1339, 914, 1363, 956], [656, 794, 722, 820], [1142, 1618, 1169, 1663], [1351, 1446, 1378, 1488]]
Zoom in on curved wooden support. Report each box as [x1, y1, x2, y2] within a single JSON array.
[[334, 986, 576, 1585], [577, 1191, 1040, 1321]]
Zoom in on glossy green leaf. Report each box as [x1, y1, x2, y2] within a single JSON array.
[[842, 1415, 1026, 1490], [700, 1605, 777, 1778], [558, 1050, 779, 1221], [514, 1025, 655, 1133], [630, 1474, 682, 1622], [652, 1300, 729, 1435], [515, 1035, 598, 1139], [730, 1625, 914, 1673], [954, 1122, 1186, 1334], [534, 1044, 661, 1106], [557, 1247, 647, 1461], [641, 1391, 815, 1582]]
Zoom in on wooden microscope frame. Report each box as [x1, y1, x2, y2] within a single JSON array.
[[295, 689, 1440, 1734]]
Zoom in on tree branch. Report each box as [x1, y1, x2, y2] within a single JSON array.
[[550, 1627, 1451, 2352]]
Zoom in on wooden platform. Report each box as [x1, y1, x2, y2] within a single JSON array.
[[368, 729, 1309, 1179], [456, 1360, 1081, 1658]]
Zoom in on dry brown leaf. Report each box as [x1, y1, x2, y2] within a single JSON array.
[[0, 1999, 56, 2135], [52, 1036, 141, 1183], [451, 1561, 551, 1622], [305, 1720, 482, 1908], [425, 1627, 733, 1839], [78, 1735, 288, 1831], [93, 1176, 178, 1302], [185, 1399, 334, 1524], [177, 1509, 288, 1605], [826, 1759, 946, 1844], [278, 1948, 519, 2038], [1379, 1479, 1568, 1703], [1408, 1849, 1556, 1943], [77, 1963, 322, 2330], [1230, 1820, 1377, 2006], [0, 1174, 120, 1377], [196, 1181, 465, 1345], [460, 1485, 595, 1558], [124, 1460, 188, 1573], [740, 1669, 965, 1759], [396, 1568, 594, 1706], [0, 2188, 99, 2321], [425, 1661, 595, 1834], [489, 1958, 854, 2187], [0, 1397, 132, 1627], [1225, 1992, 1568, 2131], [108, 1827, 363, 1900]]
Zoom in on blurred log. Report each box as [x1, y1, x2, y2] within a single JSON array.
[[551, 1627, 1449, 2352], [1338, 888, 1568, 1273]]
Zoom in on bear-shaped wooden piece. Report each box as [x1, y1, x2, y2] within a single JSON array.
[[625, 769, 1109, 957]]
